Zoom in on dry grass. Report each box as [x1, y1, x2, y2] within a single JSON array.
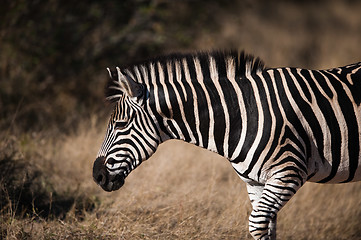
[[1, 118, 361, 240], [2, 1, 361, 239]]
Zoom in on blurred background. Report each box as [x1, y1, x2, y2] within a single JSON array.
[[1, 0, 361, 239]]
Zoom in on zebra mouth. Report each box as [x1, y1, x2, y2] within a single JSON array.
[[95, 171, 125, 192], [93, 156, 126, 192], [106, 173, 125, 191]]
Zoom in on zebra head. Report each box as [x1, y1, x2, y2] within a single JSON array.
[[93, 67, 160, 192]]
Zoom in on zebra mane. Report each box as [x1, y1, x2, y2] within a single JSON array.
[[105, 50, 265, 101]]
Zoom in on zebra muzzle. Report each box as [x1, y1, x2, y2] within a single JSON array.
[[93, 156, 125, 192]]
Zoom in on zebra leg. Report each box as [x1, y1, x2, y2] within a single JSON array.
[[246, 181, 264, 208], [268, 215, 277, 239], [246, 182, 277, 239], [248, 168, 306, 240], [246, 182, 278, 240]]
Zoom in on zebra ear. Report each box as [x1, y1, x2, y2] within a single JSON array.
[[105, 68, 123, 102], [115, 67, 144, 99], [105, 67, 144, 102]]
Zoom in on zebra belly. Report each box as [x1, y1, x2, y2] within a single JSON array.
[[305, 103, 361, 183], [307, 154, 361, 183]]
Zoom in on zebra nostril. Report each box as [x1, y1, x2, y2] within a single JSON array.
[[96, 172, 105, 185], [93, 156, 108, 186]]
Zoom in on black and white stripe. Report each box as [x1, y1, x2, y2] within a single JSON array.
[[94, 50, 361, 240]]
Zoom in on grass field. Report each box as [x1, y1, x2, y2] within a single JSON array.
[[2, 120, 361, 239], [2, 1, 361, 239]]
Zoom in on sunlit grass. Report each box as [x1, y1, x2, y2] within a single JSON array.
[[1, 117, 361, 239]]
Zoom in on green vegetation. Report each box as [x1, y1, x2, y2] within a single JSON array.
[[1, 1, 361, 239]]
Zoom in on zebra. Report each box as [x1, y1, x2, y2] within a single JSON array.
[[92, 50, 361, 240]]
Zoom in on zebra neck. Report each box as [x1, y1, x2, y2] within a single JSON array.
[[149, 73, 254, 161], [139, 53, 263, 160]]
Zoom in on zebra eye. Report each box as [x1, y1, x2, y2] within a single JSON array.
[[114, 121, 128, 129]]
